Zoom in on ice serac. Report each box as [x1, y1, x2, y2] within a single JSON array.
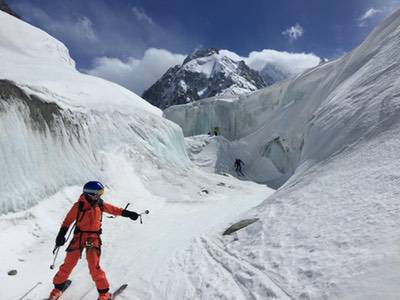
[[259, 62, 291, 84], [142, 48, 267, 109], [165, 8, 400, 187], [0, 11, 190, 214], [168, 8, 400, 299]]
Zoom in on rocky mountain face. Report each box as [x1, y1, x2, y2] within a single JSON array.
[[0, 0, 20, 18], [142, 48, 269, 109]]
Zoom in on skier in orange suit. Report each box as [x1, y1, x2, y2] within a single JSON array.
[[48, 181, 139, 300]]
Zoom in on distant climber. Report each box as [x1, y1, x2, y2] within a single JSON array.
[[234, 158, 245, 176], [213, 126, 220, 136], [48, 181, 140, 300]]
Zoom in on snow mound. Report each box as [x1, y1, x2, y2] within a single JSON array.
[[185, 134, 234, 174], [0, 11, 158, 114]]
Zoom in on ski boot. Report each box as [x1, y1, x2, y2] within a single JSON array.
[[98, 292, 112, 300], [48, 288, 62, 300]]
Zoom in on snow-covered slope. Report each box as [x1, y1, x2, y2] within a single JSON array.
[[0, 11, 188, 214], [0, 10, 277, 300], [164, 8, 400, 299], [184, 134, 236, 174], [142, 48, 267, 109]]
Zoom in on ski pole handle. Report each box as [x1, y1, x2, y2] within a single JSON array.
[[139, 210, 150, 224]]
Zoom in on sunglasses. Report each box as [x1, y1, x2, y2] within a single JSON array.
[[87, 189, 104, 198]]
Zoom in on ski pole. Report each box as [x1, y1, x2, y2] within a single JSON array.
[[17, 281, 42, 300], [138, 210, 150, 224], [50, 224, 75, 270], [50, 246, 60, 270]]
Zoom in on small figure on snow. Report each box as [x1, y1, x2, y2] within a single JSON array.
[[48, 181, 139, 300], [213, 126, 220, 136], [234, 158, 245, 176]]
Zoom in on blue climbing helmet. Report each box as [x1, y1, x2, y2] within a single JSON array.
[[83, 181, 104, 196]]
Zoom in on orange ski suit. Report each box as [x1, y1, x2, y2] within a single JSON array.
[[53, 194, 123, 292]]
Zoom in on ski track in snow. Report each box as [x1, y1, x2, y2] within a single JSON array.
[[221, 127, 400, 300], [0, 168, 273, 300]]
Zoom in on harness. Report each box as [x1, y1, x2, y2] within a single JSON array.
[[68, 199, 104, 256]]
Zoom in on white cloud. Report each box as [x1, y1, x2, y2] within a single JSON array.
[[73, 16, 97, 41], [25, 7, 97, 42], [85, 48, 185, 95], [12, 2, 189, 61], [359, 8, 382, 21], [225, 49, 320, 76], [282, 23, 304, 41], [194, 49, 319, 76], [358, 8, 382, 27], [132, 7, 153, 24], [85, 48, 320, 96]]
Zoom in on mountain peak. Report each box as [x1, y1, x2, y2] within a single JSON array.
[[142, 48, 268, 109], [182, 48, 220, 65]]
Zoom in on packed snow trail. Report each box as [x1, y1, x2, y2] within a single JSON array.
[[0, 167, 276, 300]]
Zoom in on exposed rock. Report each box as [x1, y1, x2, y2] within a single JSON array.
[[8, 269, 17, 276], [223, 218, 259, 235], [0, 80, 62, 133], [0, 0, 20, 18]]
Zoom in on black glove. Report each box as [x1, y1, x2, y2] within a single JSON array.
[[55, 226, 68, 247], [121, 209, 139, 221]]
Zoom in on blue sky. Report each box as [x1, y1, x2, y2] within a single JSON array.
[[7, 0, 400, 93]]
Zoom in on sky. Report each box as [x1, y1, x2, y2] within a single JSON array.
[[7, 0, 400, 95]]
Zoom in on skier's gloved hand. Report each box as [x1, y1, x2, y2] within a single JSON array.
[[55, 226, 68, 247], [121, 209, 139, 221]]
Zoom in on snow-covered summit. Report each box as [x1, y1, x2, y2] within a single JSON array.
[[141, 48, 268, 109]]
